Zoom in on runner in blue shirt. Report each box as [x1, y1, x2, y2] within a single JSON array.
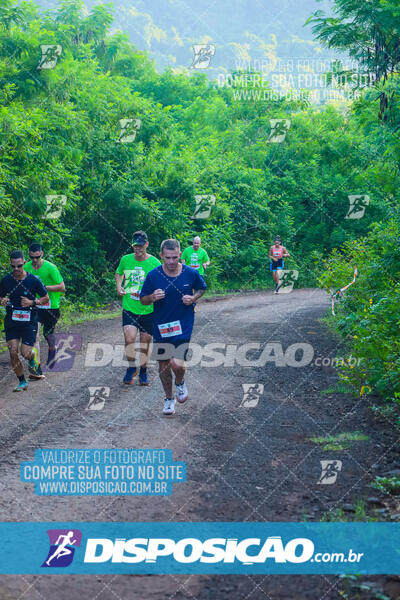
[[140, 239, 206, 415]]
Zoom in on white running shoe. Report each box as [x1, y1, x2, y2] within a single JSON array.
[[163, 398, 176, 415], [175, 380, 188, 403]]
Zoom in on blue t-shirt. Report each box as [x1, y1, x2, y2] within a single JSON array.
[[140, 264, 206, 342], [0, 272, 48, 327]]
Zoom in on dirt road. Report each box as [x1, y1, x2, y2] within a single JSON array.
[[0, 289, 398, 599]]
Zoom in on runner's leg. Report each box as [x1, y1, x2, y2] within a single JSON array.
[[7, 339, 23, 377], [138, 330, 152, 385], [21, 342, 36, 362], [170, 357, 185, 385], [137, 331, 152, 368], [159, 359, 173, 397], [123, 325, 138, 361], [34, 323, 41, 364], [123, 324, 138, 383], [43, 311, 59, 366]]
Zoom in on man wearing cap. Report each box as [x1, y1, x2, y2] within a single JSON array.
[[115, 231, 161, 385]]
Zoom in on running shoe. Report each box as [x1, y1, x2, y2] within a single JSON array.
[[139, 368, 150, 386], [13, 381, 28, 392], [28, 364, 45, 380], [163, 398, 176, 415], [175, 380, 188, 403], [123, 366, 138, 385], [28, 347, 39, 371]]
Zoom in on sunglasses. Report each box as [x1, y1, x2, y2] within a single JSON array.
[[12, 264, 24, 269], [29, 255, 41, 259]]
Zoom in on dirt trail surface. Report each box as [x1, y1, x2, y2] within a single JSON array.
[[0, 289, 399, 600]]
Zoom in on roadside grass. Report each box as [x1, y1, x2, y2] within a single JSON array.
[[321, 499, 376, 522], [309, 431, 369, 451], [321, 384, 355, 395], [371, 476, 400, 495]]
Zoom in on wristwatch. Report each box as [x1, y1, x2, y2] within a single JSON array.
[[32, 299, 37, 307]]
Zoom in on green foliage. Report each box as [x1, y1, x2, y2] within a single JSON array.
[[307, 0, 400, 119], [372, 476, 400, 495], [319, 214, 400, 404], [0, 0, 399, 318]]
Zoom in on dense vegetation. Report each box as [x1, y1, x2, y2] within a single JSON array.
[[0, 0, 399, 405]]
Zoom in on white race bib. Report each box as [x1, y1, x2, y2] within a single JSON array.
[[158, 320, 182, 338], [12, 310, 31, 322]]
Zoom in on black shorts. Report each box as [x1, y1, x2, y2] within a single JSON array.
[[122, 310, 153, 335], [37, 308, 60, 336], [5, 322, 38, 347], [270, 258, 284, 271], [152, 340, 191, 361]]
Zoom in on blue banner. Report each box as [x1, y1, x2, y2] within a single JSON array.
[[0, 522, 399, 574]]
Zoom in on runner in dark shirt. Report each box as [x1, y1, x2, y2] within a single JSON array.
[[0, 250, 49, 391], [140, 239, 206, 415]]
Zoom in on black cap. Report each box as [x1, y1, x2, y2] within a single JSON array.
[[132, 232, 148, 246]]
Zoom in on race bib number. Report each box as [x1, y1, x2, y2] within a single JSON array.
[[36, 298, 51, 309], [12, 310, 31, 322], [190, 253, 200, 268], [125, 268, 145, 300], [158, 320, 182, 338]]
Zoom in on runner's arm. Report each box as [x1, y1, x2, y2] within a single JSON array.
[[282, 246, 290, 257], [21, 293, 50, 308], [268, 246, 277, 261], [115, 272, 126, 296], [46, 281, 65, 293], [182, 289, 206, 305], [193, 289, 206, 301], [141, 289, 165, 305]]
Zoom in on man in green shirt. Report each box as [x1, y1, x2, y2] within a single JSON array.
[[115, 231, 161, 386], [181, 236, 210, 275], [25, 242, 66, 378]]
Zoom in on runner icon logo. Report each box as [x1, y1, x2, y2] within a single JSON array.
[[191, 44, 215, 69], [45, 333, 82, 372], [117, 118, 141, 143], [240, 384, 264, 408], [42, 529, 82, 568], [192, 194, 216, 219], [345, 195, 370, 220], [317, 460, 342, 485], [278, 270, 299, 294], [268, 119, 291, 143], [43, 195, 67, 220], [87, 386, 110, 411], [37, 45, 62, 69]]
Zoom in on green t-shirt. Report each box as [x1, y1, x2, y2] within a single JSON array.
[[181, 247, 210, 275], [25, 259, 63, 309], [116, 254, 161, 315]]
